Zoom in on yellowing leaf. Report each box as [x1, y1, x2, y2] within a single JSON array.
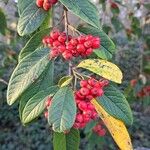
[[91, 99, 133, 150], [77, 59, 123, 84], [58, 76, 73, 87]]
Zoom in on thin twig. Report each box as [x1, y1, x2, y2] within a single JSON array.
[[0, 79, 8, 85], [68, 24, 81, 35]]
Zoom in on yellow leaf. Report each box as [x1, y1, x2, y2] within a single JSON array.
[[58, 76, 73, 87], [77, 59, 123, 84], [91, 99, 133, 150]]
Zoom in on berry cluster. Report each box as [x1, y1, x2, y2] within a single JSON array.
[[73, 78, 109, 129], [137, 85, 150, 98], [44, 97, 52, 118], [93, 122, 106, 136], [42, 31, 101, 60], [36, 0, 58, 11]]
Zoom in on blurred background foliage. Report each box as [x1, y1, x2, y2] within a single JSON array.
[[0, 0, 150, 149]]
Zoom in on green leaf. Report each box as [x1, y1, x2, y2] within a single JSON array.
[[17, 2, 47, 36], [7, 47, 51, 105], [0, 8, 7, 35], [19, 61, 54, 121], [59, 0, 100, 29], [97, 85, 133, 125], [58, 76, 73, 87], [77, 59, 123, 84], [22, 86, 58, 124], [48, 87, 76, 132], [78, 25, 115, 60], [17, 0, 31, 15], [19, 28, 51, 61], [53, 132, 66, 150], [53, 128, 80, 150]]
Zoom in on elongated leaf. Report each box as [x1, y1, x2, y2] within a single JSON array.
[[98, 85, 133, 125], [19, 61, 54, 121], [66, 128, 80, 150], [22, 86, 58, 124], [0, 8, 7, 35], [91, 99, 133, 150], [7, 47, 50, 105], [19, 28, 51, 61], [17, 0, 31, 15], [53, 128, 80, 150], [59, 0, 100, 29], [17, 2, 47, 36], [58, 76, 73, 87], [77, 59, 123, 84], [48, 87, 76, 132], [78, 25, 116, 60]]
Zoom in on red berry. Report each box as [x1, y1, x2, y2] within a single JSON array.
[[49, 0, 58, 4], [80, 87, 90, 96], [98, 128, 106, 136], [80, 80, 88, 87], [50, 48, 59, 58], [100, 80, 109, 87], [111, 2, 118, 9], [70, 39, 78, 46], [50, 31, 60, 40], [92, 38, 100, 49], [83, 113, 91, 123], [85, 48, 93, 56], [62, 51, 73, 60], [52, 40, 61, 47], [76, 114, 84, 123], [36, 0, 44, 7], [78, 101, 87, 111], [83, 109, 92, 117], [77, 44, 86, 53], [45, 97, 52, 108], [97, 88, 104, 97], [85, 35, 93, 41], [58, 45, 66, 53], [42, 36, 49, 45], [75, 91, 85, 99], [47, 37, 54, 46], [130, 79, 137, 87], [78, 36, 85, 44], [68, 35, 72, 41], [86, 95, 93, 101], [44, 111, 48, 118], [58, 35, 67, 43], [66, 43, 74, 51], [87, 103, 95, 110], [43, 1, 52, 11], [91, 87, 99, 96], [91, 111, 98, 120], [84, 40, 92, 48], [88, 78, 97, 87]]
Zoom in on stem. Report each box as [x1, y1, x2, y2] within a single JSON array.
[[68, 24, 81, 35], [64, 6, 73, 76]]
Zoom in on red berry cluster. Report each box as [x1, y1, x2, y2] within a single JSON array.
[[93, 122, 106, 136], [73, 78, 109, 129], [36, 0, 58, 11], [44, 97, 52, 118], [137, 85, 150, 98], [42, 31, 101, 60], [110, 2, 119, 9]]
